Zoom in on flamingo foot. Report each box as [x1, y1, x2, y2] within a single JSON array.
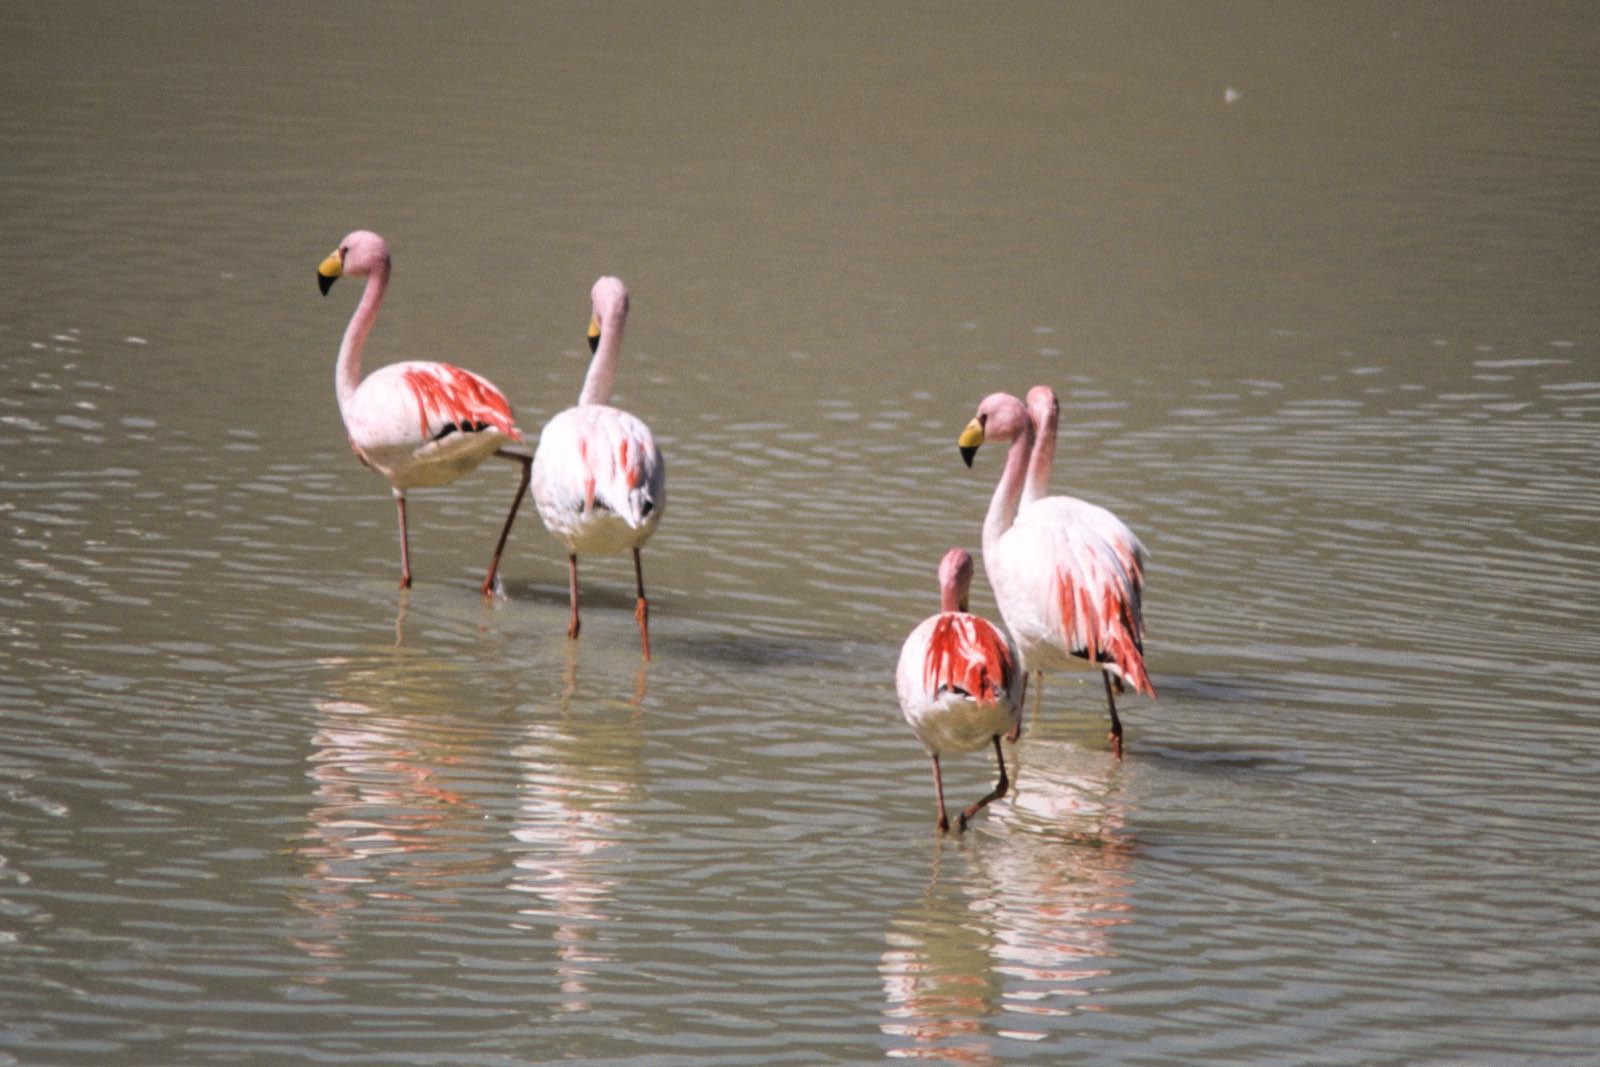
[[635, 597, 651, 660], [958, 784, 1008, 831]]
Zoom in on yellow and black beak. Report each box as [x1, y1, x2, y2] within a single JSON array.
[[317, 250, 343, 296], [958, 419, 985, 468], [587, 314, 601, 355]]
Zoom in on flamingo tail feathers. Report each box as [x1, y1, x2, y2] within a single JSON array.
[[922, 616, 1013, 704], [1054, 568, 1155, 698]]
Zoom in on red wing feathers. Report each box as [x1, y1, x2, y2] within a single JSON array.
[[401, 365, 520, 443], [922, 615, 1015, 704]]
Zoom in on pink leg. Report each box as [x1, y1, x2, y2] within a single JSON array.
[[1103, 671, 1124, 758], [481, 450, 531, 596], [929, 755, 950, 833], [958, 736, 1010, 831], [394, 490, 413, 589], [632, 547, 651, 661], [565, 554, 581, 639]]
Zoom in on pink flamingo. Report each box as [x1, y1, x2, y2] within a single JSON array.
[[316, 230, 531, 595], [531, 277, 665, 659], [958, 391, 1152, 757], [895, 548, 1024, 832]]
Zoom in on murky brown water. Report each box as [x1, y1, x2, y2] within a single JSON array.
[[3, 3, 1598, 1063]]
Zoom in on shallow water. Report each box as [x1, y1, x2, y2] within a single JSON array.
[[3, 3, 1599, 1064]]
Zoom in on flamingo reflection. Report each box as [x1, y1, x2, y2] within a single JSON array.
[[507, 645, 645, 1012], [292, 651, 497, 963], [979, 742, 1134, 1030], [880, 744, 1134, 1059], [880, 851, 1005, 1066]]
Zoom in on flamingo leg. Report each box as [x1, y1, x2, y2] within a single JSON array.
[[1009, 668, 1042, 742], [958, 736, 1010, 831], [1005, 670, 1028, 743], [929, 755, 950, 833], [393, 489, 413, 589], [1103, 670, 1124, 759], [632, 547, 651, 661], [565, 554, 582, 639], [480, 450, 531, 596]]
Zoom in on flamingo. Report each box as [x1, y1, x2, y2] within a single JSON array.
[[316, 230, 531, 595], [895, 548, 1024, 833], [958, 391, 1152, 757], [530, 276, 665, 658]]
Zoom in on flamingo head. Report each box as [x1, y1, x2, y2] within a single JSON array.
[[958, 391, 1029, 467], [937, 547, 975, 613], [1025, 384, 1060, 428], [318, 230, 390, 295], [588, 275, 630, 354]]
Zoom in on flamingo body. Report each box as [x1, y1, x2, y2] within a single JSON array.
[[987, 496, 1150, 693], [896, 548, 1022, 832], [316, 229, 531, 593], [342, 360, 521, 488], [531, 276, 664, 656], [531, 403, 663, 554], [896, 613, 1022, 756]]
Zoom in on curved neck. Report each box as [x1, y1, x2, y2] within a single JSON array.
[[335, 257, 389, 413], [983, 421, 1033, 562], [1023, 402, 1057, 504], [578, 308, 625, 406]]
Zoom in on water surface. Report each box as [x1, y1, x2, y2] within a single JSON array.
[[3, 3, 1598, 1063]]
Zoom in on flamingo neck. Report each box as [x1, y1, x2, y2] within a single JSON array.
[[335, 255, 389, 415], [1023, 402, 1057, 505], [939, 586, 964, 613], [577, 308, 625, 406], [982, 420, 1033, 564]]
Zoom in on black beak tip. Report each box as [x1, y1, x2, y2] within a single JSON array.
[[959, 445, 978, 468], [587, 333, 600, 355], [318, 272, 336, 296]]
